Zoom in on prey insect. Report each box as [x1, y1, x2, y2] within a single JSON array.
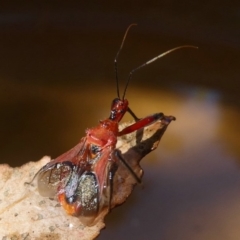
[[29, 24, 197, 225]]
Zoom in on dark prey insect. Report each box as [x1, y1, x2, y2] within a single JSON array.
[[29, 24, 197, 225]]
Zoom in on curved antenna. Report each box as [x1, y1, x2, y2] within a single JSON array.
[[114, 24, 137, 98], [122, 45, 198, 99]]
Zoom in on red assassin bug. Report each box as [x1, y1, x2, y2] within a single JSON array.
[[30, 24, 197, 225]]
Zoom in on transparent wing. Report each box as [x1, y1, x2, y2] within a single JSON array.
[[37, 138, 87, 197]]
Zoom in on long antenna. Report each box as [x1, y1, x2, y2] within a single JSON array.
[[122, 45, 198, 99], [114, 24, 137, 98]]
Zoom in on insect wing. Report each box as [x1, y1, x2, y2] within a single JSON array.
[[92, 147, 117, 209], [75, 172, 99, 216], [37, 138, 87, 198]]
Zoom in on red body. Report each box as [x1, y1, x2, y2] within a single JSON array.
[[35, 97, 166, 225], [32, 25, 191, 225]]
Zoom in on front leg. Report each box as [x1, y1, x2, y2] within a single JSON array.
[[127, 107, 140, 121], [118, 112, 164, 136]]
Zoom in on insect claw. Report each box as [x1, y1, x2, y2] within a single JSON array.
[[163, 115, 176, 122]]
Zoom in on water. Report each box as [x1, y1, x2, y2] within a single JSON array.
[[0, 6, 240, 238], [98, 86, 240, 240], [1, 79, 240, 239]]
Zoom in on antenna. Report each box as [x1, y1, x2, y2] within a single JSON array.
[[122, 45, 198, 99], [114, 24, 137, 98]]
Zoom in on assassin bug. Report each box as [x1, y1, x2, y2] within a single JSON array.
[[29, 24, 197, 225]]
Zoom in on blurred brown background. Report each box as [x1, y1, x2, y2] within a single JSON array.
[[0, 1, 240, 240]]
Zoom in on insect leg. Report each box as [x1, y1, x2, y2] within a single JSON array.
[[127, 107, 140, 121], [24, 164, 48, 185], [115, 149, 141, 184], [118, 112, 166, 136], [108, 162, 118, 210]]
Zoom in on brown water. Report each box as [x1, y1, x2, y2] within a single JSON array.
[[99, 87, 240, 240], [1, 80, 240, 239], [0, 3, 240, 239]]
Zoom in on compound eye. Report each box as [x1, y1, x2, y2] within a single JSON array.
[[111, 98, 120, 108]]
